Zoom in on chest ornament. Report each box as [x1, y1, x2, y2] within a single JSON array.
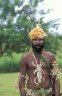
[[32, 52, 44, 85]]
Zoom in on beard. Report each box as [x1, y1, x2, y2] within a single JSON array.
[[32, 43, 44, 53]]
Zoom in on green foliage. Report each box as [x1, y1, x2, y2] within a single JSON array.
[[0, 0, 60, 56], [56, 38, 62, 68], [58, 35, 62, 40], [0, 53, 23, 73], [44, 33, 59, 54]]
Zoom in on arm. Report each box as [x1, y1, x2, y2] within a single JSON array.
[[50, 54, 60, 96], [19, 56, 27, 96]]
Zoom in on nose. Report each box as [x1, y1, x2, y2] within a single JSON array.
[[37, 39, 44, 45], [36, 39, 40, 44]]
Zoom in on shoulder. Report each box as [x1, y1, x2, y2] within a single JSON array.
[[43, 50, 55, 57], [21, 51, 32, 61], [43, 50, 56, 63]]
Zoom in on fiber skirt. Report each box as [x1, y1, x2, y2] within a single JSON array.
[[25, 87, 52, 96]]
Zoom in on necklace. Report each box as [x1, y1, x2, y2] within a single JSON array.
[[32, 51, 44, 85]]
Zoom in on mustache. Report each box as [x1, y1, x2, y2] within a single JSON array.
[[32, 44, 44, 53], [34, 45, 42, 47]]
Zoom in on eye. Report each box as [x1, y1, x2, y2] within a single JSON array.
[[39, 38, 44, 41], [32, 39, 37, 41]]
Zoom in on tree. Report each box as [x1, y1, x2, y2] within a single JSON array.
[[0, 0, 59, 56]]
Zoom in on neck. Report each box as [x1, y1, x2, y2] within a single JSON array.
[[32, 49, 43, 54]]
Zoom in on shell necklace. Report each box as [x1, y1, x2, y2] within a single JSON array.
[[32, 51, 44, 85]]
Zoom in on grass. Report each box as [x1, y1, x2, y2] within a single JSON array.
[[0, 73, 19, 96], [0, 72, 62, 96]]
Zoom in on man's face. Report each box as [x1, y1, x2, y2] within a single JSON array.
[[31, 38, 44, 53]]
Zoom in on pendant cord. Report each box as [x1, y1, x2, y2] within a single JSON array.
[[32, 51, 43, 65], [32, 51, 37, 64]]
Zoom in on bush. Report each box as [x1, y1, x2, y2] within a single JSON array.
[[56, 50, 62, 69], [0, 53, 23, 73]]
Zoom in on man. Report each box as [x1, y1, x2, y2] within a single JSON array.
[[18, 24, 60, 96]]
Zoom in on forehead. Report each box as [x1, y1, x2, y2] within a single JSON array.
[[32, 37, 44, 41]]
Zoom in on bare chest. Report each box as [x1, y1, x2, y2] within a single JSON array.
[[27, 55, 50, 70]]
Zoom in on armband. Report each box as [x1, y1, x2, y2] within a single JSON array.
[[15, 72, 26, 92], [51, 61, 60, 79], [18, 72, 26, 79]]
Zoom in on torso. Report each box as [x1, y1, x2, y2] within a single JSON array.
[[23, 50, 53, 89]]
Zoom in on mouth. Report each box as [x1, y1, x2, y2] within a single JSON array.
[[35, 46, 41, 48]]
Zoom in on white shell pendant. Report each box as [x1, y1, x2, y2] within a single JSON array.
[[32, 62, 44, 85]]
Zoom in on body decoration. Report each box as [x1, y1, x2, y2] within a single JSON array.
[[18, 72, 26, 79], [25, 87, 52, 96], [29, 24, 47, 40], [16, 73, 26, 92], [51, 61, 60, 80], [32, 51, 44, 85]]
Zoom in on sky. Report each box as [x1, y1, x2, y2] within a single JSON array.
[[37, 0, 62, 34], [19, 0, 62, 34]]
